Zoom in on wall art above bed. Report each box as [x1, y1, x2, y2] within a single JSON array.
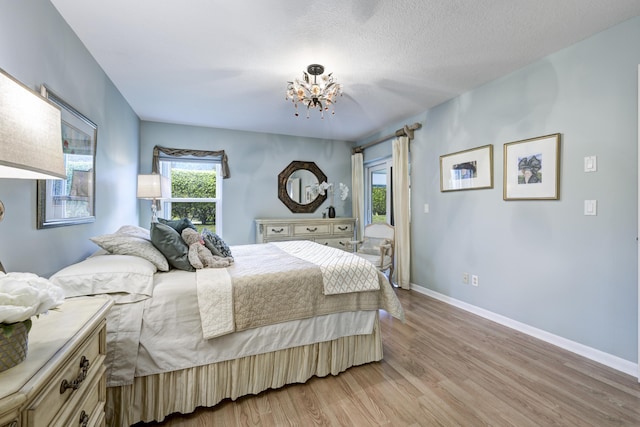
[[37, 86, 97, 228], [503, 133, 560, 200], [440, 144, 493, 192]]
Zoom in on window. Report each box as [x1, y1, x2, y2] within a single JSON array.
[[158, 158, 223, 234], [365, 158, 393, 225]]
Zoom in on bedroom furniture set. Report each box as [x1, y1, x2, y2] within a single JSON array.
[[37, 221, 404, 426]]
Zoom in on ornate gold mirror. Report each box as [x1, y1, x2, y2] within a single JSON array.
[[278, 161, 327, 213]]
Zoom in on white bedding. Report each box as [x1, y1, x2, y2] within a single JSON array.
[[52, 242, 404, 388], [196, 268, 234, 339], [273, 240, 380, 295], [105, 269, 377, 387]]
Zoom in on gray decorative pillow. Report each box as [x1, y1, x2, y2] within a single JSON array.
[[90, 231, 169, 271], [359, 237, 390, 256], [158, 217, 197, 234], [150, 222, 194, 272], [202, 228, 232, 258]]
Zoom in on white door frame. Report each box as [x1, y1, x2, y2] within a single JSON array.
[[637, 65, 639, 381]]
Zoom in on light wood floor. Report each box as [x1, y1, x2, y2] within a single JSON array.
[[139, 289, 640, 426]]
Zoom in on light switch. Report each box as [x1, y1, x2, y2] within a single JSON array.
[[584, 200, 597, 216], [423, 203, 429, 213], [584, 156, 597, 172]]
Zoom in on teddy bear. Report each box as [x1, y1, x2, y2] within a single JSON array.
[[181, 228, 233, 269]]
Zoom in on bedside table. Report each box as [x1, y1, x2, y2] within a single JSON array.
[[0, 297, 113, 427]]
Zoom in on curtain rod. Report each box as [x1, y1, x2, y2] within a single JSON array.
[[352, 122, 422, 154]]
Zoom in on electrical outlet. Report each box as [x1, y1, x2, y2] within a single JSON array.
[[462, 273, 469, 284], [471, 275, 479, 287]]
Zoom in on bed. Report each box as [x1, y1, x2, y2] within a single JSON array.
[[50, 225, 405, 426]]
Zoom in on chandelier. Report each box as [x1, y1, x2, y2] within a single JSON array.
[[286, 64, 342, 118]]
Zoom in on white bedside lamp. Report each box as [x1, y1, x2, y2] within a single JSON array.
[[0, 68, 65, 272], [137, 174, 168, 222]]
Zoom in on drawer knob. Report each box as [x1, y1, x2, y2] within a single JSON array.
[[79, 410, 89, 427], [338, 226, 348, 231], [271, 228, 284, 233], [60, 356, 90, 394], [306, 227, 318, 232]]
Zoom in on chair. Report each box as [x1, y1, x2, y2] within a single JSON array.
[[349, 223, 395, 282]]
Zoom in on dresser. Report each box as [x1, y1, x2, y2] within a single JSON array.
[[0, 297, 113, 427], [256, 217, 356, 251]]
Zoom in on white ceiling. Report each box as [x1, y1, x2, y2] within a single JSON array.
[[50, 0, 640, 142]]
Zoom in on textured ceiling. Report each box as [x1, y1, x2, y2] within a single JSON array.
[[50, 0, 640, 142]]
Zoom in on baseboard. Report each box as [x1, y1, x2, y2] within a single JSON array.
[[410, 284, 638, 379]]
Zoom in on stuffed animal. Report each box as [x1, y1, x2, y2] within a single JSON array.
[[181, 228, 233, 269]]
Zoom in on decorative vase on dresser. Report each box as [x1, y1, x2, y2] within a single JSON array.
[[255, 217, 356, 251], [0, 297, 113, 427]]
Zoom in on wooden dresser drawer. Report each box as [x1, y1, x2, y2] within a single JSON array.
[[294, 223, 330, 236], [25, 320, 104, 426], [264, 224, 291, 237], [315, 237, 351, 250], [332, 222, 353, 234]]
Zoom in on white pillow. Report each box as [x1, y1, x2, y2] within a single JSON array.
[[50, 254, 156, 303], [116, 225, 151, 240], [90, 231, 169, 271]]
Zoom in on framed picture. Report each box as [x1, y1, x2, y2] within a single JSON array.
[[440, 144, 493, 192], [37, 86, 97, 229], [503, 133, 560, 200]]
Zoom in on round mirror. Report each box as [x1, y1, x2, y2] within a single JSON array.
[[286, 169, 319, 204], [278, 161, 327, 213]]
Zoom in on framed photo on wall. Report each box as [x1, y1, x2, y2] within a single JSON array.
[[37, 86, 97, 228], [503, 133, 560, 200], [440, 144, 493, 192]]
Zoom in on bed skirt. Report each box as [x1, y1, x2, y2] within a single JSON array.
[[105, 314, 383, 426]]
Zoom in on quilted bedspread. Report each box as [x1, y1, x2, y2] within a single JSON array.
[[227, 242, 403, 332]]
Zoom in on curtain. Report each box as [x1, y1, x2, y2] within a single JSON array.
[[351, 152, 364, 240], [392, 137, 411, 289], [152, 146, 230, 178]]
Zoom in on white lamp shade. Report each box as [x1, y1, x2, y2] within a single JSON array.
[[137, 174, 168, 199], [0, 68, 65, 180]]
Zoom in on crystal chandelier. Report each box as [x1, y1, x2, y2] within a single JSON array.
[[286, 64, 342, 118]]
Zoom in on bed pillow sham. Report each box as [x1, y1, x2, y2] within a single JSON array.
[[150, 222, 194, 271], [158, 217, 197, 234], [90, 230, 170, 272], [50, 254, 155, 303], [115, 224, 152, 240]]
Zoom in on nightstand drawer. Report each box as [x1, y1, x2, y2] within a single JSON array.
[[57, 366, 105, 427], [25, 320, 104, 427]]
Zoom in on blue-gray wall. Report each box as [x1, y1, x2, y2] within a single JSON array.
[[0, 0, 140, 276], [1, 0, 638, 368], [363, 16, 639, 364], [139, 121, 353, 244]]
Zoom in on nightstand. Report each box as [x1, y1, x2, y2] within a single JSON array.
[[0, 297, 113, 427]]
